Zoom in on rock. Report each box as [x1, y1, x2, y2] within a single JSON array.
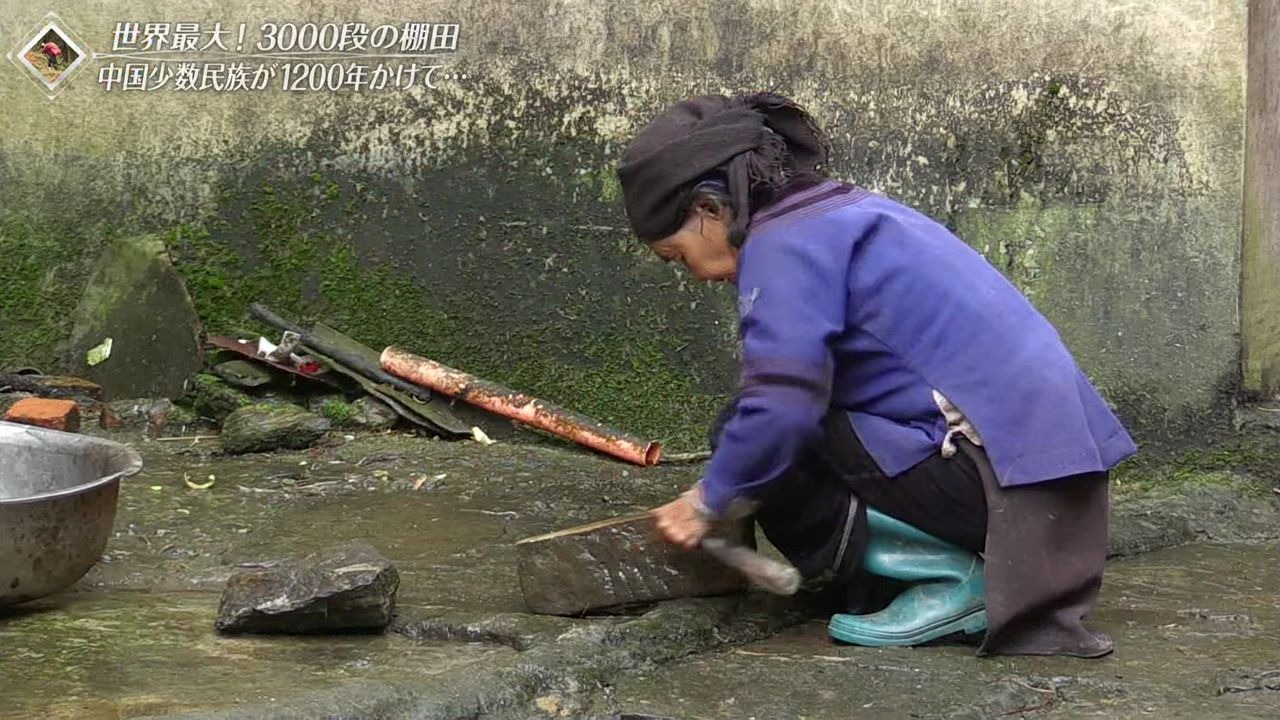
[[220, 404, 330, 454], [98, 402, 124, 429], [394, 610, 579, 651], [187, 373, 254, 421], [248, 389, 308, 408], [65, 234, 204, 401], [534, 694, 576, 717], [211, 360, 276, 388], [3, 398, 81, 432], [1234, 402, 1280, 433], [102, 398, 173, 427], [215, 541, 399, 634], [1110, 485, 1280, 554], [349, 396, 399, 430], [100, 398, 204, 435]]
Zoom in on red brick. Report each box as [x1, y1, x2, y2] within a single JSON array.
[[3, 398, 81, 432]]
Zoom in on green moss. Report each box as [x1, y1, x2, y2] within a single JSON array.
[[592, 169, 622, 203], [0, 216, 106, 369], [192, 373, 227, 392], [954, 197, 1097, 300], [166, 184, 722, 450], [187, 373, 254, 421], [79, 236, 162, 316], [318, 399, 356, 426], [1112, 437, 1280, 498]]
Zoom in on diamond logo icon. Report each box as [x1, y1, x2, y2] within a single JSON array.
[[7, 13, 91, 98]]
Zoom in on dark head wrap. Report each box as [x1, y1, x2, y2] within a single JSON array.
[[616, 92, 830, 245]]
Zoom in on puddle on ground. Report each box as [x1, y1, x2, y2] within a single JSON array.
[[0, 591, 514, 720], [236, 491, 524, 611], [602, 542, 1280, 720]]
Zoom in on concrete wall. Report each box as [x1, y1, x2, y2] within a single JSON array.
[[0, 0, 1246, 449]]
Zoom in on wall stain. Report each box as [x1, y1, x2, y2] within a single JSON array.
[[0, 0, 1247, 448]]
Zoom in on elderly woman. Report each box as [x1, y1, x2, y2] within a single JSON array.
[[617, 92, 1137, 657]]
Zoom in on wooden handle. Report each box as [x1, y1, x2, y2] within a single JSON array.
[[700, 537, 801, 595]]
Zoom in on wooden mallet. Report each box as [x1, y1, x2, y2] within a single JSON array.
[[700, 536, 801, 596]]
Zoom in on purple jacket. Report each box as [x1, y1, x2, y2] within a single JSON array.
[[698, 181, 1138, 517]]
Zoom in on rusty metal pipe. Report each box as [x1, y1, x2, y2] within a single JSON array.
[[380, 346, 663, 466]]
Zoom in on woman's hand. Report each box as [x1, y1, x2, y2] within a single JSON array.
[[652, 487, 712, 550]]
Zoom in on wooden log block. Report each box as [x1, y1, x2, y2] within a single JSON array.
[[515, 513, 748, 616]]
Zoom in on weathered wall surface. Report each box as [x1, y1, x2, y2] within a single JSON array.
[[0, 0, 1245, 449], [1242, 0, 1280, 399]]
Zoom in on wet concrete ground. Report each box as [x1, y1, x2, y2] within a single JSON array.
[[599, 543, 1280, 719], [1, 593, 515, 719], [1, 429, 1277, 719], [1, 431, 697, 719]]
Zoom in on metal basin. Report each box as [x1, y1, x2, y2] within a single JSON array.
[[0, 421, 142, 606]]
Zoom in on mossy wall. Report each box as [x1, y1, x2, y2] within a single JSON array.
[[0, 0, 1245, 449]]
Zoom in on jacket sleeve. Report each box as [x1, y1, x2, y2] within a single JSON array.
[[697, 228, 851, 517]]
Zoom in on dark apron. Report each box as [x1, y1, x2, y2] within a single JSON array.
[[960, 439, 1113, 657]]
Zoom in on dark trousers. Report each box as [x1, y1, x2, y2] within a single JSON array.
[[743, 410, 987, 589]]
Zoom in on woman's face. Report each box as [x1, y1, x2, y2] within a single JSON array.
[[648, 200, 739, 282]]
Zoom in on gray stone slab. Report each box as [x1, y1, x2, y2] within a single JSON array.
[[66, 235, 203, 401]]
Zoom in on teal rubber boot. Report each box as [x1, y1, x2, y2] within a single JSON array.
[[828, 508, 987, 647]]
